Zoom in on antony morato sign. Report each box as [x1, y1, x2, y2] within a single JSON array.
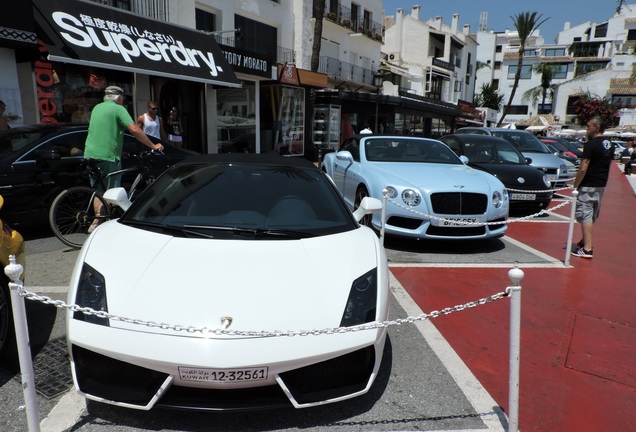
[[34, 0, 239, 86]]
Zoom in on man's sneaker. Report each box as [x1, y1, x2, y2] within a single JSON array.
[[571, 247, 593, 259], [570, 240, 584, 253]]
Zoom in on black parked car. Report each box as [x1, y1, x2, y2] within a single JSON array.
[[0, 123, 197, 227], [440, 134, 553, 215]]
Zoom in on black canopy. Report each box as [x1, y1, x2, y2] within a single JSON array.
[[34, 0, 240, 87]]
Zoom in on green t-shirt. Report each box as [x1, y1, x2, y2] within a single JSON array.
[[84, 100, 135, 162]]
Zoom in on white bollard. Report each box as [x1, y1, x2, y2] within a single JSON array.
[[564, 190, 579, 266], [380, 188, 388, 246], [5, 255, 41, 432], [507, 265, 524, 432]]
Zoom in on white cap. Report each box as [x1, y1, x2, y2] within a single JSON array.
[[104, 86, 124, 95]]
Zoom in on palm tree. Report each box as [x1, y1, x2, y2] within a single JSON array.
[[496, 12, 549, 127], [310, 0, 326, 72], [476, 83, 505, 111], [522, 63, 556, 114]]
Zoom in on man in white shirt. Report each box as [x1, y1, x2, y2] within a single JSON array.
[[137, 101, 168, 141]]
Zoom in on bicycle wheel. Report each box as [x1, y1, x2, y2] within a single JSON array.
[[49, 186, 109, 249]]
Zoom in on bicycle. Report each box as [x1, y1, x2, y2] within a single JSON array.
[[48, 150, 162, 249]]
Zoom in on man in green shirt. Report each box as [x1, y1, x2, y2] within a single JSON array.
[[85, 85, 163, 232]]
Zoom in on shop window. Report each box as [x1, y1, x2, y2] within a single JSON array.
[[216, 81, 257, 153], [274, 86, 305, 155], [35, 62, 133, 124]]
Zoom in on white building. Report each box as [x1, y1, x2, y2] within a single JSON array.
[[474, 4, 636, 130], [381, 6, 479, 133]]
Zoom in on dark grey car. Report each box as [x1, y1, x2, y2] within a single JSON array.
[[0, 123, 197, 227], [455, 127, 577, 187]]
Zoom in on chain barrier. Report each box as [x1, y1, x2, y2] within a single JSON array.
[[16, 286, 509, 337]]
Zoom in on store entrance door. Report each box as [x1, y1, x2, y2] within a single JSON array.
[[157, 79, 206, 153]]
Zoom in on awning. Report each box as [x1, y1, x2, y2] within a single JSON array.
[[380, 61, 413, 77], [0, 2, 36, 49], [525, 125, 548, 132], [33, 0, 240, 87], [457, 117, 483, 125]]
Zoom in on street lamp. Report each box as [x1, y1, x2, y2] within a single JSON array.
[[373, 71, 390, 133]]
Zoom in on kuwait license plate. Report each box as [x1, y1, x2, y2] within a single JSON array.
[[439, 217, 477, 226], [510, 193, 536, 201], [178, 366, 268, 383], [546, 174, 557, 182]]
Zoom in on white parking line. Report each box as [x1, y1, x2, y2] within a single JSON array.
[[390, 275, 506, 432], [40, 390, 85, 432]]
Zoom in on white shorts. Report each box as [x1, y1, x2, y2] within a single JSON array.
[[168, 134, 183, 142]]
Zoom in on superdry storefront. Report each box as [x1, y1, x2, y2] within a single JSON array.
[[30, 0, 239, 153]]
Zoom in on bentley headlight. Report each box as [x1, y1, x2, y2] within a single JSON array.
[[542, 174, 551, 187], [385, 186, 398, 199], [401, 189, 421, 207], [492, 190, 504, 208], [74, 263, 109, 326], [340, 268, 377, 327]]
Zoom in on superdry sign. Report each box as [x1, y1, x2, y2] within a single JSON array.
[[33, 0, 240, 87]]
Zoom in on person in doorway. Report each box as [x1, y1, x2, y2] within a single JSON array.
[[85, 86, 164, 233], [624, 147, 636, 175], [0, 100, 10, 131], [570, 116, 615, 259], [137, 101, 168, 141], [166, 106, 184, 148]]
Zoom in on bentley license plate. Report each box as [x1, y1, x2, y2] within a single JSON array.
[[440, 217, 477, 226], [178, 366, 268, 383], [510, 193, 536, 201]]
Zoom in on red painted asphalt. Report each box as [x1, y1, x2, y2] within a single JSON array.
[[391, 164, 636, 432]]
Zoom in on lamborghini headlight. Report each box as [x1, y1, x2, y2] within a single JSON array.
[[74, 263, 109, 326], [340, 268, 377, 327]]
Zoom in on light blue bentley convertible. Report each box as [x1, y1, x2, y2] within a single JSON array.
[[321, 135, 509, 240]]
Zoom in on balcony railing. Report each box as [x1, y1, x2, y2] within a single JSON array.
[[398, 87, 459, 110], [323, 5, 383, 42], [277, 46, 296, 64], [318, 56, 375, 85], [90, 0, 169, 21]]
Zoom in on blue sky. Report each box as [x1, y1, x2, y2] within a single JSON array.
[[382, 1, 623, 43]]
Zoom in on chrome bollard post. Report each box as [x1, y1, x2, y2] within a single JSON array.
[[5, 255, 41, 432], [564, 190, 578, 266], [380, 188, 388, 246], [507, 265, 524, 432]]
